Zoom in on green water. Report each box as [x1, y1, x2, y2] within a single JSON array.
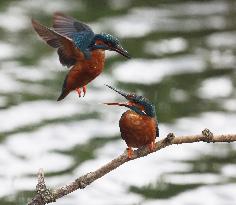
[[0, 0, 236, 204]]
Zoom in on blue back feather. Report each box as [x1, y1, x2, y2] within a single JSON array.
[[71, 32, 94, 51]]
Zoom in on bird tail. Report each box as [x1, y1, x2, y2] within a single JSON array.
[[57, 89, 70, 101]]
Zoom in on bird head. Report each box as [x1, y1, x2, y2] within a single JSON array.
[[104, 85, 156, 117], [92, 33, 130, 58]]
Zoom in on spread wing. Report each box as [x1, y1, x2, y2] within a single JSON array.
[[53, 12, 93, 36], [32, 19, 84, 67], [53, 12, 95, 51]]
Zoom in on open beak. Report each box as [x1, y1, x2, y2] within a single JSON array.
[[111, 45, 131, 59], [104, 84, 132, 107], [104, 84, 138, 108], [104, 84, 147, 115]]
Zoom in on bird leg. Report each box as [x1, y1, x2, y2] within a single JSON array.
[[82, 86, 87, 97], [76, 87, 82, 97], [126, 147, 133, 159], [76, 86, 87, 97], [148, 141, 156, 152]]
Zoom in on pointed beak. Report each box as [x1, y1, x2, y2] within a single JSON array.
[[111, 45, 131, 59], [104, 84, 134, 107], [105, 84, 129, 99]]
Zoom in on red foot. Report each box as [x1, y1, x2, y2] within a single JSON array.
[[82, 86, 86, 97], [148, 141, 156, 152], [127, 147, 133, 159], [76, 87, 82, 97], [76, 86, 87, 97]]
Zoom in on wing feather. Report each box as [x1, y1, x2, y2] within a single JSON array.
[[53, 12, 94, 37], [32, 19, 83, 67]]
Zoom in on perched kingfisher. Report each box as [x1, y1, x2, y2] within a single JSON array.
[[104, 85, 159, 159], [31, 13, 130, 101]]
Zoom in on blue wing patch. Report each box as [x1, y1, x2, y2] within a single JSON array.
[[53, 12, 95, 59], [71, 32, 94, 51]]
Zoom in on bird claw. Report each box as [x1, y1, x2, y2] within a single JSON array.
[[82, 86, 86, 97], [126, 147, 133, 159], [76, 88, 82, 97], [76, 86, 87, 97], [148, 141, 155, 152]]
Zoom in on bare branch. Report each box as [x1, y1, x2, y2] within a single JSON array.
[[27, 129, 236, 205]]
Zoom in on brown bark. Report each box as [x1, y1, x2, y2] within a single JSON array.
[[28, 129, 236, 205]]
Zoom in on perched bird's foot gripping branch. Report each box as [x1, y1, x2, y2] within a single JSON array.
[[28, 131, 236, 205], [104, 84, 159, 159]]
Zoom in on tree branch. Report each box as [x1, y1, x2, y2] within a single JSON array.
[[27, 129, 236, 205]]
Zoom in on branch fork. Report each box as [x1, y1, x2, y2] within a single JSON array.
[[28, 130, 236, 205], [36, 169, 56, 204]]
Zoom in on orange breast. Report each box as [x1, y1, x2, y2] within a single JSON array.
[[66, 49, 105, 91], [84, 49, 105, 75], [119, 110, 157, 148]]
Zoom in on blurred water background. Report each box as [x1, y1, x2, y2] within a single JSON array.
[[0, 0, 236, 204]]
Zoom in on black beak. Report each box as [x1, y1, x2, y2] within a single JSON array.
[[105, 84, 130, 99], [111, 45, 131, 59], [104, 85, 132, 108], [104, 84, 148, 115]]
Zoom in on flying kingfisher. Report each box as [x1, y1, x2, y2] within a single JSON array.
[[31, 13, 130, 101], [104, 85, 159, 159]]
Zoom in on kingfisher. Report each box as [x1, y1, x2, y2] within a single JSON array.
[[31, 13, 130, 101], [104, 85, 159, 159]]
